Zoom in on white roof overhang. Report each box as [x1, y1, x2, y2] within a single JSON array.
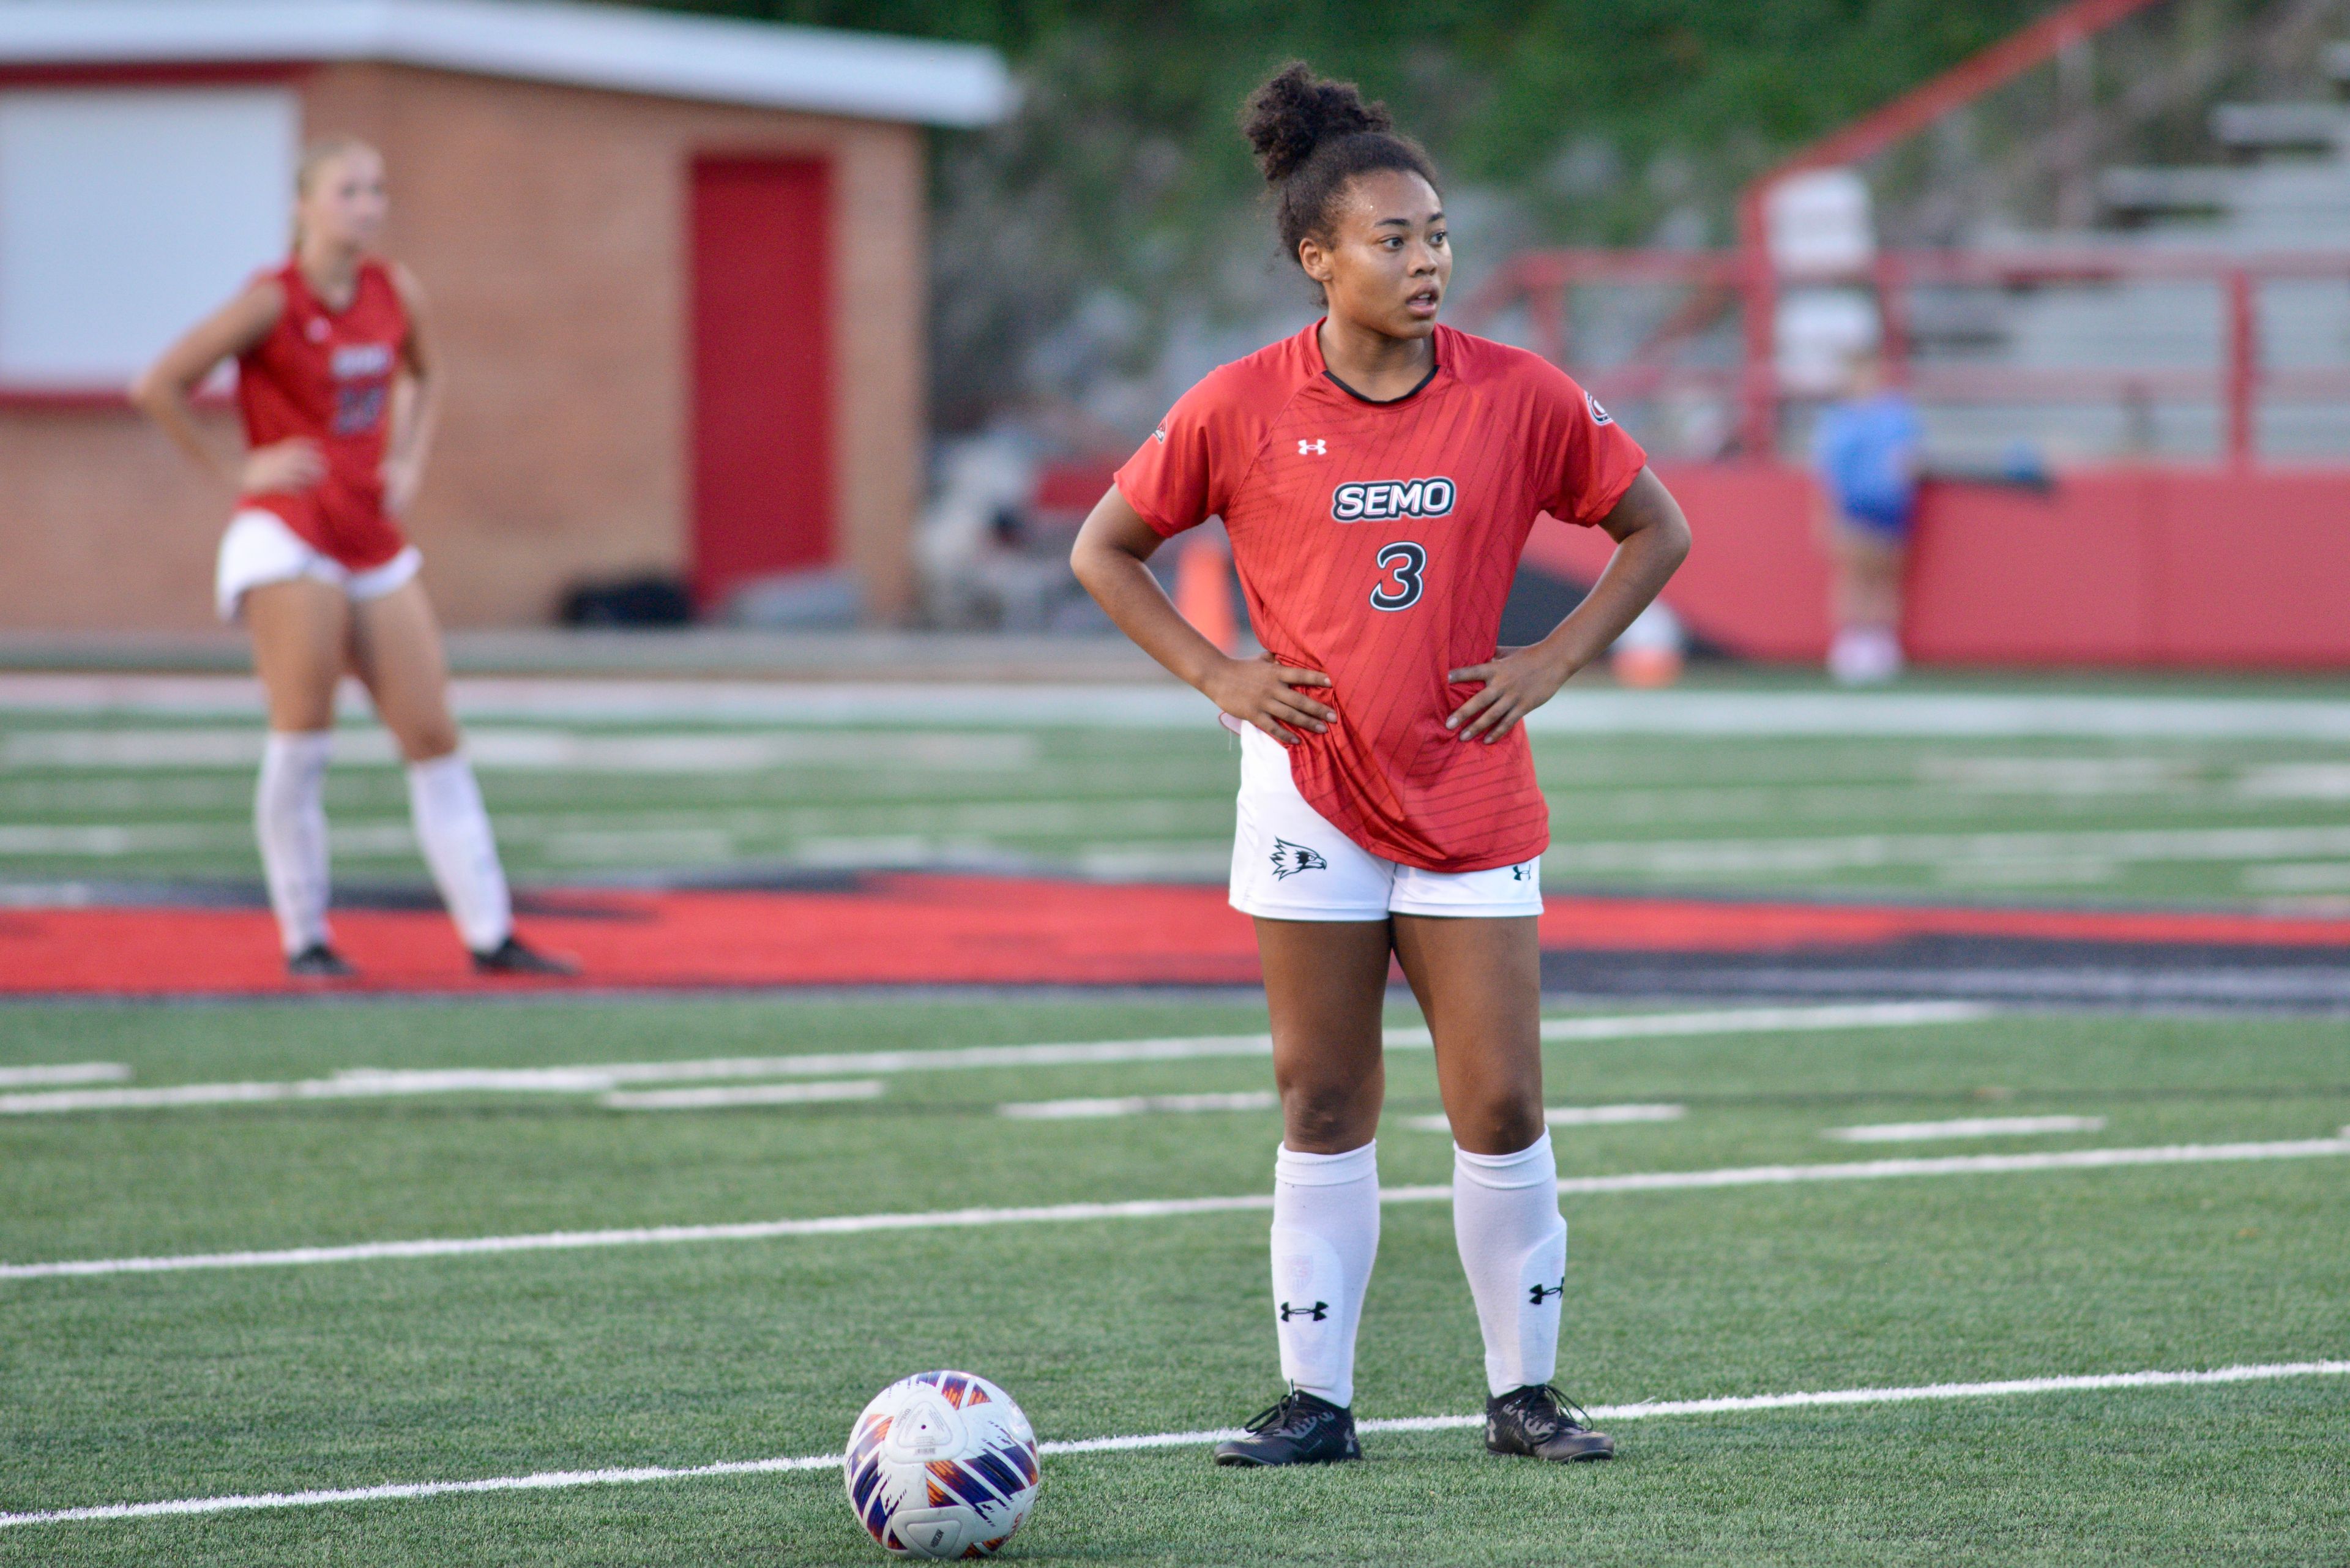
[[0, 0, 1013, 127]]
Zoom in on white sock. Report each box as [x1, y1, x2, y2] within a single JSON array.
[[1453, 1133, 1568, 1398], [405, 750, 512, 953], [1269, 1141, 1380, 1409], [256, 730, 334, 955]]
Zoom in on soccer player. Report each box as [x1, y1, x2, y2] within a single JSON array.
[[1812, 345, 1922, 684], [133, 138, 571, 979], [1072, 64, 1690, 1467]]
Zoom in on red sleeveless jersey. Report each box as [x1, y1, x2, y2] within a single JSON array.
[[1116, 323, 1647, 873], [235, 258, 410, 571]]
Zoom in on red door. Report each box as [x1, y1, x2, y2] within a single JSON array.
[[689, 156, 834, 608]]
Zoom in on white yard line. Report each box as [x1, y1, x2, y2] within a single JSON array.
[[5, 1138, 2342, 1282], [1826, 1114, 2108, 1143], [600, 1081, 884, 1111], [9, 676, 2350, 739], [0, 1002, 1988, 1116], [2, 1359, 2342, 1531], [999, 1091, 1278, 1120], [1408, 1104, 1688, 1133], [0, 728, 1034, 774], [0, 1063, 127, 1089]]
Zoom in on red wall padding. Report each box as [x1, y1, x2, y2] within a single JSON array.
[[1521, 462, 2350, 669]]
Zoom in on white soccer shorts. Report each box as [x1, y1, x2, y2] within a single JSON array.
[[1227, 722, 1544, 922], [214, 509, 423, 623]]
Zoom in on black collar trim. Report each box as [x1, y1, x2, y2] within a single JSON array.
[[1322, 357, 1439, 406]]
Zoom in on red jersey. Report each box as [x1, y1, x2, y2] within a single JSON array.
[[1116, 322, 1647, 872], [236, 257, 411, 570]]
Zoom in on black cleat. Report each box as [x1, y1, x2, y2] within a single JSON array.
[[286, 943, 356, 979], [1486, 1384, 1614, 1462], [471, 935, 579, 977], [1211, 1390, 1362, 1468]]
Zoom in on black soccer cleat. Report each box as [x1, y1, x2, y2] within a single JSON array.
[[1211, 1390, 1362, 1468], [471, 935, 579, 977], [1486, 1384, 1614, 1463], [286, 943, 356, 979]]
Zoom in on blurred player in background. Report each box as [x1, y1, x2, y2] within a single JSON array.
[[1073, 64, 1688, 1469], [1813, 346, 1922, 684], [133, 138, 572, 979]]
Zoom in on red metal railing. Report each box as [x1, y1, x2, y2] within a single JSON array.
[[1728, 0, 2169, 452], [1452, 247, 2350, 466]]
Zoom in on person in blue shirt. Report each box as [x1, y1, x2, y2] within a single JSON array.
[[1811, 348, 1922, 683]]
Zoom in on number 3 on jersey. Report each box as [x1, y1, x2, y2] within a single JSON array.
[[1370, 542, 1427, 611]]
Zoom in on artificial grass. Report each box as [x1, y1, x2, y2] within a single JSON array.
[[7, 704, 2350, 905], [2, 996, 2347, 1564]]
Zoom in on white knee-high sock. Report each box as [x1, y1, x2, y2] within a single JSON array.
[[1269, 1141, 1380, 1408], [1453, 1133, 1568, 1398], [405, 750, 512, 953], [256, 730, 334, 955]]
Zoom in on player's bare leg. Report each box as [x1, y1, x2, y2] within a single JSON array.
[[348, 580, 570, 974], [1829, 528, 1907, 683], [1257, 917, 1390, 1154], [1392, 914, 1542, 1155], [1212, 917, 1389, 1466], [1393, 913, 1612, 1462], [244, 578, 351, 976], [346, 577, 457, 762]]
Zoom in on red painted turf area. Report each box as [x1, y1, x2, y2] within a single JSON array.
[[4, 874, 2349, 995]]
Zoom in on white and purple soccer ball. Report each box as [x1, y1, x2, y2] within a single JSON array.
[[844, 1371, 1040, 1559]]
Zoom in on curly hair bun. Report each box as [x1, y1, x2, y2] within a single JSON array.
[[1242, 62, 1395, 185]]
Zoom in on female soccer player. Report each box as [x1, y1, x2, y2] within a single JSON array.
[[1072, 65, 1690, 1466], [133, 138, 570, 979]]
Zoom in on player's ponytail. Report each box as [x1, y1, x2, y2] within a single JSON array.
[[1241, 62, 1439, 269]]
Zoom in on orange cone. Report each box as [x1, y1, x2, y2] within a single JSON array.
[[1174, 537, 1239, 653], [1609, 601, 1686, 688]]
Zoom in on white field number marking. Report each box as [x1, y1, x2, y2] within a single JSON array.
[[0, 1002, 1988, 1116], [1408, 1104, 1687, 1133], [999, 1091, 1277, 1120], [1826, 1114, 2108, 1143], [5, 1137, 2343, 1282], [1, 1360, 2343, 1531], [599, 1081, 884, 1111], [0, 1063, 127, 1089]]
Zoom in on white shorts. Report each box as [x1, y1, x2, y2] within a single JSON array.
[[1227, 723, 1544, 922], [214, 509, 422, 623]]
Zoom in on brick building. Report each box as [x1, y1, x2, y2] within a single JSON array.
[[0, 0, 1008, 630]]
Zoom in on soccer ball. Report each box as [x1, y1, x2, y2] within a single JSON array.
[[844, 1370, 1040, 1559]]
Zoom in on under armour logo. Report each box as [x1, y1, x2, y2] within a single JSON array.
[[1153, 422, 1168, 444], [1280, 1300, 1330, 1322], [1298, 439, 1326, 455], [1268, 838, 1328, 879], [1529, 1280, 1564, 1306], [1510, 864, 1532, 881]]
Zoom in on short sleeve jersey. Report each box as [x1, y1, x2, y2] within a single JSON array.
[[236, 258, 411, 571], [1116, 322, 1647, 873]]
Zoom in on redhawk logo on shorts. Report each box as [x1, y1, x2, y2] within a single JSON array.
[[1267, 838, 1328, 879], [1331, 477, 1456, 523]]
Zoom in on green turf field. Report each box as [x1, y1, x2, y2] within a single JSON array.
[[4, 996, 2346, 1564], [6, 672, 2350, 906]]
